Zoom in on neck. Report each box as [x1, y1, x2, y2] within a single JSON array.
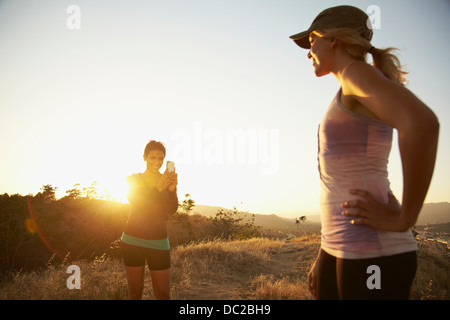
[[330, 47, 357, 85], [143, 169, 161, 186], [144, 168, 160, 176]]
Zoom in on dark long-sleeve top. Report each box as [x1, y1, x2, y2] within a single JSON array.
[[123, 173, 178, 240]]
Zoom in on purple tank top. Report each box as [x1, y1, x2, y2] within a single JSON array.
[[318, 89, 417, 259]]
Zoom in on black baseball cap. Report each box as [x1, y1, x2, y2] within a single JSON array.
[[289, 5, 373, 49]]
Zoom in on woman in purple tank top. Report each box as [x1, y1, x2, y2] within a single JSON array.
[[289, 6, 439, 299]]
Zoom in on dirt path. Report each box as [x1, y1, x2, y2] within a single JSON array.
[[172, 238, 319, 300]]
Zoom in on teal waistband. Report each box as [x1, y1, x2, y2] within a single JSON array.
[[121, 233, 170, 250]]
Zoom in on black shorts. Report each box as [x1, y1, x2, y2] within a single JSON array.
[[121, 241, 171, 270], [316, 249, 417, 300]]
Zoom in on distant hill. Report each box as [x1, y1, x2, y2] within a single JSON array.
[[192, 205, 318, 230], [416, 202, 450, 225], [301, 203, 450, 225], [192, 202, 450, 227]]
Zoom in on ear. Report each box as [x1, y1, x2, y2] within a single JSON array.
[[330, 38, 338, 49]]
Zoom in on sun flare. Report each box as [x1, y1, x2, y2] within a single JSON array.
[[98, 179, 129, 203]]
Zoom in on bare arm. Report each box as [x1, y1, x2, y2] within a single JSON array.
[[340, 62, 439, 232]]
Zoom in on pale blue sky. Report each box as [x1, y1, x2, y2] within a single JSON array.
[[0, 0, 448, 217]]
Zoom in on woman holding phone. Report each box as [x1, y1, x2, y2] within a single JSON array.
[[289, 6, 439, 299], [121, 140, 178, 300]]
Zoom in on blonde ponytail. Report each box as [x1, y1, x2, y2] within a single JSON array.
[[369, 47, 408, 84], [313, 28, 408, 85]]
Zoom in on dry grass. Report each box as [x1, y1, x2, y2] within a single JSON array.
[[249, 274, 310, 300], [170, 237, 308, 300], [0, 254, 128, 300], [411, 240, 450, 300], [0, 233, 448, 300]]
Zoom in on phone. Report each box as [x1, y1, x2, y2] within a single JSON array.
[[166, 161, 175, 173]]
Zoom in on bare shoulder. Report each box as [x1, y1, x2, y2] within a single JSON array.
[[340, 60, 392, 97], [126, 173, 143, 186], [342, 60, 384, 79], [340, 60, 437, 129]]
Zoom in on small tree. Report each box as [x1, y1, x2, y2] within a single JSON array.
[[83, 182, 99, 199], [296, 216, 306, 224], [179, 193, 195, 215], [213, 207, 260, 240], [295, 216, 307, 234], [64, 184, 82, 200], [35, 184, 57, 201]]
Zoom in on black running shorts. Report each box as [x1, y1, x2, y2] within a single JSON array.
[[121, 241, 171, 270]]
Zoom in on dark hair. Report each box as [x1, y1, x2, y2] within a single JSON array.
[[143, 140, 166, 158]]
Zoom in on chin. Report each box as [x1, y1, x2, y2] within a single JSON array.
[[312, 64, 330, 77], [313, 69, 329, 78]]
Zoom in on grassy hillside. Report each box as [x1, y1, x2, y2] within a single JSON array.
[[0, 193, 448, 300], [0, 234, 448, 300]]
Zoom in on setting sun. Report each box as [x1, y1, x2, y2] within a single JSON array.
[[104, 180, 129, 203], [0, 0, 448, 305], [0, 0, 448, 218]]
